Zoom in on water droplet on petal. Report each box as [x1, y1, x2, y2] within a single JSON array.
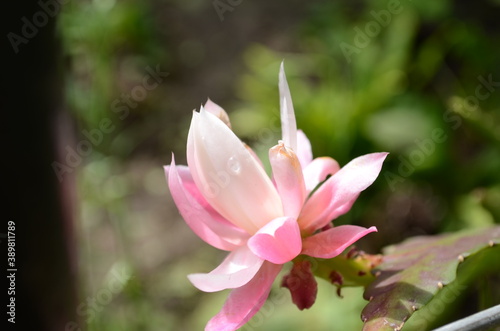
[[227, 156, 241, 175]]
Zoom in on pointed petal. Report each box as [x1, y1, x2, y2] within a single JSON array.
[[247, 216, 302, 264], [301, 225, 377, 259], [299, 152, 388, 233], [166, 157, 249, 251], [269, 142, 306, 218], [187, 109, 283, 233], [188, 245, 264, 292], [206, 262, 282, 331], [296, 130, 313, 168], [279, 62, 297, 151], [165, 163, 249, 231], [327, 194, 358, 221], [302, 157, 340, 193], [204, 98, 232, 129], [166, 163, 213, 208]]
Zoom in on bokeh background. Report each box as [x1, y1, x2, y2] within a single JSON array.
[[9, 0, 500, 330]]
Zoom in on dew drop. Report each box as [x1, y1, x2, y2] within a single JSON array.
[[227, 156, 241, 175]]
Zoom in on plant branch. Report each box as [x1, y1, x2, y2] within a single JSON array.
[[433, 304, 500, 331]]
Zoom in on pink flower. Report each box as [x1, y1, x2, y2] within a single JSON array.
[[165, 63, 387, 331]]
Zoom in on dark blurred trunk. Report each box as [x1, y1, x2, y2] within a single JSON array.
[[4, 1, 78, 330]]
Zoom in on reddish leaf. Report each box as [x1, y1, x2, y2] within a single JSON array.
[[361, 226, 500, 331]]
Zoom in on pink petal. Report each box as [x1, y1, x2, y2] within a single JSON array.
[[165, 163, 248, 230], [165, 163, 214, 208], [204, 98, 232, 129], [206, 261, 282, 331], [247, 216, 302, 264], [167, 157, 249, 251], [299, 152, 388, 233], [302, 156, 340, 193], [188, 245, 263, 292], [301, 225, 378, 259], [327, 194, 359, 221], [296, 130, 313, 168], [279, 62, 297, 151], [187, 109, 283, 234], [269, 142, 306, 218]]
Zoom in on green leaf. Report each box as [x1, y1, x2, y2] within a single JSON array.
[[361, 226, 500, 331]]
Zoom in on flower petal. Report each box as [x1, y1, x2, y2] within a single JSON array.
[[167, 157, 249, 250], [166, 163, 214, 208], [327, 194, 358, 221], [296, 130, 312, 168], [279, 62, 297, 151], [187, 109, 283, 233], [269, 142, 306, 218], [299, 152, 388, 233], [188, 245, 264, 292], [204, 98, 232, 129], [165, 163, 249, 230], [247, 216, 302, 264], [301, 225, 378, 259], [302, 156, 340, 193], [206, 261, 282, 331]]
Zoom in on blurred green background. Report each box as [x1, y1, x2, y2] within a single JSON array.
[[56, 0, 500, 330]]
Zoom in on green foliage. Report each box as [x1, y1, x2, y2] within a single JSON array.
[[59, 0, 500, 330]]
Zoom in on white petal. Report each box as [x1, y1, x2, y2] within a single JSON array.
[[204, 98, 232, 129], [188, 245, 264, 292], [279, 61, 297, 151], [187, 109, 283, 234]]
